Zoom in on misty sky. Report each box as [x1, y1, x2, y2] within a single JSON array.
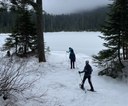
[[43, 0, 112, 14]]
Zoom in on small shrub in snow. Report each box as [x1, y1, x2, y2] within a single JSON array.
[[0, 57, 39, 105]]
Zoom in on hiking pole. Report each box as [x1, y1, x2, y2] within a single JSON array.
[[78, 72, 86, 92], [66, 51, 70, 69], [78, 72, 83, 82]]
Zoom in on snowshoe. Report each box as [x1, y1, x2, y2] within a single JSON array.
[[87, 89, 96, 92], [79, 84, 86, 92]]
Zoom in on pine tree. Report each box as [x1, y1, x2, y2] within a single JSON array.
[[93, 0, 128, 75], [21, 0, 46, 62], [1, 0, 46, 62], [4, 5, 37, 56], [99, 0, 122, 67]]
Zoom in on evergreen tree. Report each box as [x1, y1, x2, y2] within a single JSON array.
[[93, 0, 128, 76], [4, 4, 37, 56], [100, 0, 123, 67], [19, 0, 46, 62], [1, 0, 46, 62]]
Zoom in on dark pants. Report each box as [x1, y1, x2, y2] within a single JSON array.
[[81, 75, 94, 90], [70, 60, 75, 69]]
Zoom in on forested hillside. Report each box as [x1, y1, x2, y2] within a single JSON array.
[[0, 6, 109, 33]]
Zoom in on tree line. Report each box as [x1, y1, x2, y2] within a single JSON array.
[[0, 6, 109, 33]]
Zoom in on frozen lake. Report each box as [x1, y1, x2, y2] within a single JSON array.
[[44, 31, 105, 56], [0, 32, 105, 56]]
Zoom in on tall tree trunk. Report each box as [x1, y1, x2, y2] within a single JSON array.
[[36, 0, 46, 62]]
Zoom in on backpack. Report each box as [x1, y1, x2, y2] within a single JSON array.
[[85, 65, 93, 75]]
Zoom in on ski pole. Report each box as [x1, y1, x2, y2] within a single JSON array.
[[66, 51, 70, 69], [78, 72, 83, 82]]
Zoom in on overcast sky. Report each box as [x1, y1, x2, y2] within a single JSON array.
[[43, 0, 112, 14]]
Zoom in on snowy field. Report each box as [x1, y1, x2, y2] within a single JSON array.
[[0, 32, 128, 106]]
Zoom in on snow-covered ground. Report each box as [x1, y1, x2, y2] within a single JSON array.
[[0, 32, 128, 106]]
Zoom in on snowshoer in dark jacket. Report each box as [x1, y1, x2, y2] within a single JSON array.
[[69, 47, 76, 69], [79, 60, 94, 91]]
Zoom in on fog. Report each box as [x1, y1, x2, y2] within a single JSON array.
[[43, 0, 112, 14]]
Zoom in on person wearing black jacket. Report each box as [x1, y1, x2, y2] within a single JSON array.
[[69, 47, 76, 69], [79, 60, 94, 91]]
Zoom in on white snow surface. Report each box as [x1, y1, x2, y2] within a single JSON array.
[[0, 32, 128, 106]]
